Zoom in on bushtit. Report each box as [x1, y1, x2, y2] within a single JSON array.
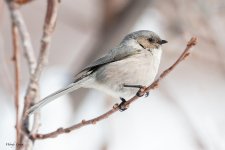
[[28, 30, 167, 114]]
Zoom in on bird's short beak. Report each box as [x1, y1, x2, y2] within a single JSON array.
[[159, 40, 168, 45]]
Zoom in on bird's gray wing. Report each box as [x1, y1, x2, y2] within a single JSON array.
[[74, 46, 142, 82]]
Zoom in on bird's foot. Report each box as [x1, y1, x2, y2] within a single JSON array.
[[145, 92, 149, 97], [118, 97, 128, 111]]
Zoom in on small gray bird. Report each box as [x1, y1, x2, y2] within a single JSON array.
[[28, 30, 167, 114]]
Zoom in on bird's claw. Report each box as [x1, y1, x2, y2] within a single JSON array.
[[145, 92, 149, 97], [119, 98, 128, 111], [136, 86, 147, 97], [118, 101, 127, 112], [136, 92, 144, 97]]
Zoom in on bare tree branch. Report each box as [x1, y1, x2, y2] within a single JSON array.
[[30, 37, 197, 140], [33, 0, 59, 81], [7, 2, 36, 74], [11, 20, 21, 147], [21, 0, 59, 129], [28, 0, 58, 136], [30, 0, 59, 136], [6, 0, 60, 149]]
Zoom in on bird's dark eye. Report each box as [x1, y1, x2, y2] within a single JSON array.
[[148, 38, 154, 42]]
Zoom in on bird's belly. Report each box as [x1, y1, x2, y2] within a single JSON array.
[[94, 53, 160, 99]]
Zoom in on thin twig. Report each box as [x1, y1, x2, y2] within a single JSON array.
[[17, 0, 59, 147], [29, 0, 59, 136], [32, 0, 59, 81], [30, 37, 197, 140], [7, 2, 36, 74], [12, 20, 21, 146], [6, 0, 59, 149], [21, 0, 59, 126]]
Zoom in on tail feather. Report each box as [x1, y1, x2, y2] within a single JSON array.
[[27, 83, 80, 115]]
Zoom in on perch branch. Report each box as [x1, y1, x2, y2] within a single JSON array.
[[11, 21, 21, 145], [30, 37, 197, 140]]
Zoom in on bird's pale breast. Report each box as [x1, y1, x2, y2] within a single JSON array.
[[93, 49, 162, 99]]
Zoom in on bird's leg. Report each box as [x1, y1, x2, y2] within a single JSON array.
[[123, 84, 149, 97], [118, 97, 127, 111], [123, 84, 143, 88]]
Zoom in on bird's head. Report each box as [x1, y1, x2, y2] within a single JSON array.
[[121, 30, 168, 49]]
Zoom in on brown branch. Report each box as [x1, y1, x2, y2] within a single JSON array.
[[5, 0, 60, 149], [6, 0, 59, 149], [29, 0, 59, 135], [21, 0, 59, 129], [7, 1, 36, 74], [32, 0, 59, 81], [6, 1, 37, 149], [11, 20, 21, 146], [30, 37, 197, 140]]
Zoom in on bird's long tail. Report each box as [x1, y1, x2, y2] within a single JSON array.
[[27, 82, 81, 115]]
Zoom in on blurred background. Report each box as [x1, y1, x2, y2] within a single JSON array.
[[1, 0, 225, 150]]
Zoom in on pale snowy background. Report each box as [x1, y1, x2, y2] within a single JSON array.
[[0, 0, 225, 150]]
